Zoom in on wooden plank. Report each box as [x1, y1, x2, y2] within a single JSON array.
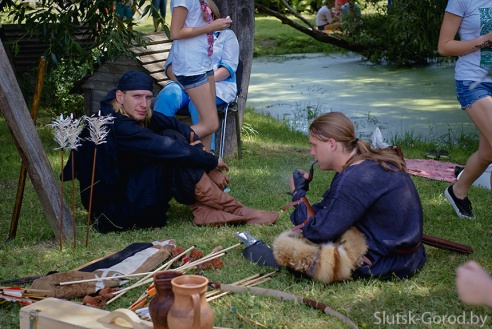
[[141, 32, 172, 43], [138, 53, 169, 65], [0, 40, 73, 240], [0, 24, 95, 75], [132, 42, 172, 55], [140, 62, 167, 74]]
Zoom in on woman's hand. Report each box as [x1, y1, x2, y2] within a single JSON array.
[[210, 17, 232, 31]]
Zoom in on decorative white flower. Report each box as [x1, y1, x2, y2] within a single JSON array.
[[67, 115, 85, 151], [48, 114, 72, 151], [85, 112, 115, 145], [49, 114, 87, 151]]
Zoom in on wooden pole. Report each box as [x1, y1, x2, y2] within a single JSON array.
[[86, 147, 97, 248], [71, 149, 77, 249], [8, 57, 47, 240], [59, 151, 64, 251], [0, 41, 73, 240]]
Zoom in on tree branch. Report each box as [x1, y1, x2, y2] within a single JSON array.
[[279, 0, 317, 31], [254, 2, 367, 54]]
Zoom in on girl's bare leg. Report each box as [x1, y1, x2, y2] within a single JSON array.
[[186, 76, 219, 151], [454, 96, 492, 199]]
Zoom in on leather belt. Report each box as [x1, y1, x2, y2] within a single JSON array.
[[394, 242, 421, 254]]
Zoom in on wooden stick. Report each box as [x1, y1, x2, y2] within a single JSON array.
[[112, 251, 226, 299], [174, 243, 240, 273], [177, 253, 225, 273], [8, 56, 47, 241], [207, 277, 272, 302], [126, 245, 238, 309], [71, 149, 76, 249], [206, 271, 277, 301], [85, 147, 97, 248], [208, 243, 241, 255], [114, 244, 238, 307], [1, 287, 51, 295], [135, 245, 195, 284], [206, 274, 265, 297], [59, 151, 64, 252], [127, 246, 229, 310], [56, 271, 157, 286], [106, 246, 194, 305], [111, 277, 154, 297]]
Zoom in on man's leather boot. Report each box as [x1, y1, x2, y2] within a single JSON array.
[[194, 173, 279, 225], [189, 203, 247, 226]]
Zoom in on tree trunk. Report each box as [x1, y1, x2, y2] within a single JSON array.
[[0, 40, 74, 241], [215, 0, 254, 157]]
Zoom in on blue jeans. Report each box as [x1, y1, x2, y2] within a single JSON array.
[[456, 80, 492, 110], [152, 0, 166, 17], [154, 81, 226, 151]]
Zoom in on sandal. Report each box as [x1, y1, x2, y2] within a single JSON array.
[[424, 150, 439, 160], [438, 150, 450, 161]]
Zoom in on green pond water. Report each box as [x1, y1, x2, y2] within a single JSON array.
[[247, 53, 476, 143]]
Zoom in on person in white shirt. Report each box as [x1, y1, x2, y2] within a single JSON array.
[[154, 15, 239, 154], [316, 0, 334, 30], [438, 0, 492, 219], [169, 0, 232, 152]]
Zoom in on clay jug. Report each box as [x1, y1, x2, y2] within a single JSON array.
[[168, 275, 214, 329], [148, 270, 182, 329]]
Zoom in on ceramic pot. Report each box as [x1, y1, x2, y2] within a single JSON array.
[[148, 270, 183, 329], [167, 275, 214, 329]]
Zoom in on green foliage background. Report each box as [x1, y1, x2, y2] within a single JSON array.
[[359, 0, 449, 65], [255, 0, 450, 65]]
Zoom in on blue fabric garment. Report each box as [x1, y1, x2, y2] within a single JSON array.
[[153, 81, 226, 151], [117, 70, 154, 92], [152, 0, 166, 18], [289, 160, 426, 279], [63, 89, 219, 233]]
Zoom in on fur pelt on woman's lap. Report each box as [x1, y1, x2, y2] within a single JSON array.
[[272, 227, 368, 284]]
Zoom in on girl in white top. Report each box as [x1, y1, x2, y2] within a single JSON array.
[[438, 0, 492, 219], [169, 0, 232, 151]]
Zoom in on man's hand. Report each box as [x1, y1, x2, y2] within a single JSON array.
[[289, 169, 310, 194], [456, 261, 492, 307], [217, 158, 229, 172], [207, 168, 229, 190]]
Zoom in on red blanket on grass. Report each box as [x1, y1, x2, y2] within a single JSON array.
[[405, 158, 459, 183]]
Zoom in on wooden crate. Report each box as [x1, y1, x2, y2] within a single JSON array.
[[20, 298, 152, 329]]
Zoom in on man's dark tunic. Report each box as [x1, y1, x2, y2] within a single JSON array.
[[290, 160, 426, 279], [64, 89, 217, 232]]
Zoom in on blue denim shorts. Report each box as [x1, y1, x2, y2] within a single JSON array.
[[175, 70, 213, 89], [456, 80, 492, 110], [115, 3, 133, 19]]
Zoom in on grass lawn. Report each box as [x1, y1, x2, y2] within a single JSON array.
[[1, 107, 491, 328], [1, 6, 491, 329]]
